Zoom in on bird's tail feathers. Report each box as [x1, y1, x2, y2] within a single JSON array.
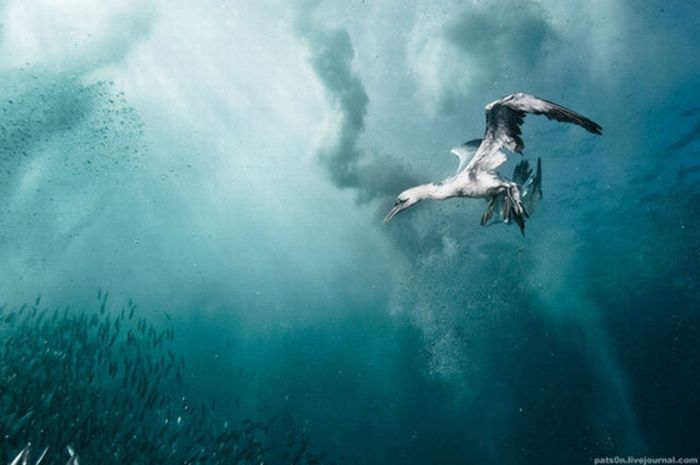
[[513, 157, 542, 213], [512, 158, 533, 185]]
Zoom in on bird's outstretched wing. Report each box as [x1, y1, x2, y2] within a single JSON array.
[[467, 93, 602, 172]]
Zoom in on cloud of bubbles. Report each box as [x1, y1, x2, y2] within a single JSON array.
[[294, 0, 417, 203]]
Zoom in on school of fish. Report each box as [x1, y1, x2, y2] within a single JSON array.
[[0, 292, 335, 465]]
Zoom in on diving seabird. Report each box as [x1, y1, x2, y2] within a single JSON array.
[[383, 92, 602, 234]]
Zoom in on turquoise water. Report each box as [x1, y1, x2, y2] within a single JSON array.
[[0, 1, 698, 464]]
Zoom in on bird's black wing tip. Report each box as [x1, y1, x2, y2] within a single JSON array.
[[585, 120, 603, 135]]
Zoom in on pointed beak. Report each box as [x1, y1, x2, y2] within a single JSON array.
[[383, 202, 404, 223]]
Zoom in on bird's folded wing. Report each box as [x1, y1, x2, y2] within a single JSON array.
[[463, 137, 508, 172], [450, 139, 482, 172], [466, 92, 602, 172]]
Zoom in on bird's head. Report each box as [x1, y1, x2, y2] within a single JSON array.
[[383, 185, 430, 223]]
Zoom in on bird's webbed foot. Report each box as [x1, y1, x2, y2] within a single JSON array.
[[480, 197, 497, 226], [503, 184, 528, 235], [505, 185, 528, 219]]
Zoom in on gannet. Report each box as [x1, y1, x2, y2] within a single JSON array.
[[383, 93, 602, 234]]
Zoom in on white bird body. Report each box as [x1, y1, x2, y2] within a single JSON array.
[[384, 92, 602, 234], [403, 170, 509, 201]]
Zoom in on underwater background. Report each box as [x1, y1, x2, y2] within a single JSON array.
[[0, 0, 698, 464]]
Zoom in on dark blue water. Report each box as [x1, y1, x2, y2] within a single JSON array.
[[0, 1, 698, 464]]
